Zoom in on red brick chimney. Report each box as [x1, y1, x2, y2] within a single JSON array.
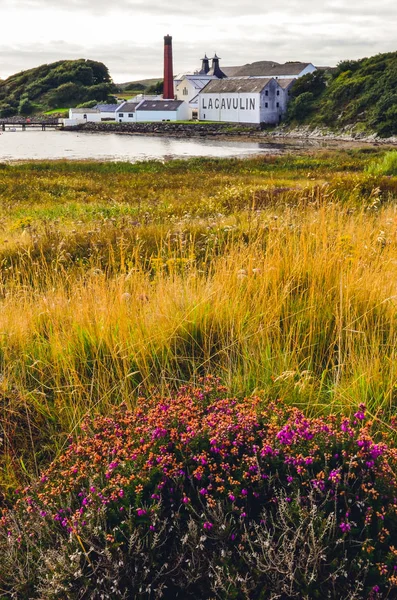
[[163, 35, 174, 100]]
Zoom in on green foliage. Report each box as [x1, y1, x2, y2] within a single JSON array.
[[146, 80, 164, 94], [288, 51, 397, 137], [366, 151, 397, 176], [0, 59, 116, 115]]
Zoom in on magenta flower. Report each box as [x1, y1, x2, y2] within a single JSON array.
[[203, 521, 213, 530]]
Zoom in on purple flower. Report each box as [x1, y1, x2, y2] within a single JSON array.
[[137, 508, 147, 517], [228, 493, 236, 502], [199, 487, 208, 496], [203, 521, 213, 530], [339, 522, 351, 533], [241, 488, 248, 496]]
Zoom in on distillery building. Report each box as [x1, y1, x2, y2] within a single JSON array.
[[198, 77, 290, 125]]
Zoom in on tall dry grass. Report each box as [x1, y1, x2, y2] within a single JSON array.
[[1, 150, 397, 491]]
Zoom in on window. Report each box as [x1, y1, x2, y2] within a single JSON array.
[[265, 90, 268, 96], [183, 87, 188, 96], [83, 114, 87, 119], [276, 102, 279, 108], [277, 90, 280, 96], [119, 113, 124, 117], [128, 113, 134, 117], [265, 102, 268, 108]]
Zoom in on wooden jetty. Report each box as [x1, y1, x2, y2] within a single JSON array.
[[0, 119, 62, 131]]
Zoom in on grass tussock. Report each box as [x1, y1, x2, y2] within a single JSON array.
[[1, 148, 397, 493]]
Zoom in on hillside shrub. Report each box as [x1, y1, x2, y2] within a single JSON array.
[[366, 151, 397, 176], [1, 378, 397, 599]]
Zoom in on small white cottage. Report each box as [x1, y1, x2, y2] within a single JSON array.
[[135, 100, 189, 122], [115, 102, 140, 122], [68, 108, 102, 123]]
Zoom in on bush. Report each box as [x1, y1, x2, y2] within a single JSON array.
[[1, 378, 397, 598], [366, 151, 397, 176]]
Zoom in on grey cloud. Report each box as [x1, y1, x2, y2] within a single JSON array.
[[2, 0, 396, 18]]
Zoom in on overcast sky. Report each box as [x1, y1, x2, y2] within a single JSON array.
[[0, 0, 396, 83]]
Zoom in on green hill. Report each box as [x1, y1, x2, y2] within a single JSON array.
[[117, 78, 162, 92], [0, 59, 117, 117], [287, 51, 397, 137]]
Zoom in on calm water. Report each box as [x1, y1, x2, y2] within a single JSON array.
[[0, 130, 286, 162]]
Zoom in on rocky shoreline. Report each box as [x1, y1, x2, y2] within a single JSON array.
[[62, 121, 397, 147]]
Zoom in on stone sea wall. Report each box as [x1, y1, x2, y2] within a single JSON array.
[[62, 121, 261, 137]]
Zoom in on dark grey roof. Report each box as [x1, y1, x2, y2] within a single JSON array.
[[200, 78, 272, 94], [137, 100, 184, 111], [232, 61, 312, 77], [116, 102, 139, 113], [95, 104, 120, 112]]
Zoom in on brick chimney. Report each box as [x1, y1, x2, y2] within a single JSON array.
[[163, 35, 174, 100]]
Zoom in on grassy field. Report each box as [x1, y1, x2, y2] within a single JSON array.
[[1, 148, 397, 495]]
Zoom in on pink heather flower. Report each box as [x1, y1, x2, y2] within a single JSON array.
[[182, 496, 190, 504], [287, 476, 293, 483], [228, 493, 236, 502], [203, 521, 213, 530], [241, 488, 248, 496], [118, 489, 124, 498], [90, 486, 96, 493], [339, 522, 351, 533], [328, 469, 341, 484], [199, 487, 208, 496], [136, 508, 147, 517]]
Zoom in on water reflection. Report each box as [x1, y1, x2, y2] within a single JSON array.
[[0, 130, 285, 162]]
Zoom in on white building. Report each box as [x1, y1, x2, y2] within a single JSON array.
[[174, 75, 216, 119], [95, 104, 120, 120], [115, 102, 139, 122], [68, 108, 102, 123], [135, 100, 189, 122], [199, 78, 287, 125]]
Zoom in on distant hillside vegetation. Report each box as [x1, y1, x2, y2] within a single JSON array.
[[117, 78, 162, 92], [287, 51, 397, 137], [0, 59, 117, 117]]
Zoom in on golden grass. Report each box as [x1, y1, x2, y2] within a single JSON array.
[[1, 149, 397, 491]]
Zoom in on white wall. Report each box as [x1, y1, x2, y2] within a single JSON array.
[[69, 109, 101, 123], [116, 111, 137, 123], [136, 103, 189, 122], [199, 82, 284, 124], [199, 93, 260, 123]]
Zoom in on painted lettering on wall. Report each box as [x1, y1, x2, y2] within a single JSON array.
[[201, 96, 256, 111]]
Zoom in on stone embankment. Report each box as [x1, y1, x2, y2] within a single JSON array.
[[268, 125, 397, 145], [62, 121, 261, 137], [62, 121, 397, 146]]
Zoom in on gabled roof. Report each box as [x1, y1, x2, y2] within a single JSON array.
[[276, 78, 296, 89], [116, 102, 139, 113], [200, 78, 272, 94], [95, 104, 120, 112], [231, 61, 312, 77], [137, 100, 184, 112]]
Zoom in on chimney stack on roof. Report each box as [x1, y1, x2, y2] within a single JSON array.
[[209, 53, 226, 79], [199, 54, 210, 75], [163, 34, 174, 100]]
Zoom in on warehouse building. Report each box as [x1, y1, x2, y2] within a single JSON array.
[[198, 77, 288, 124]]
